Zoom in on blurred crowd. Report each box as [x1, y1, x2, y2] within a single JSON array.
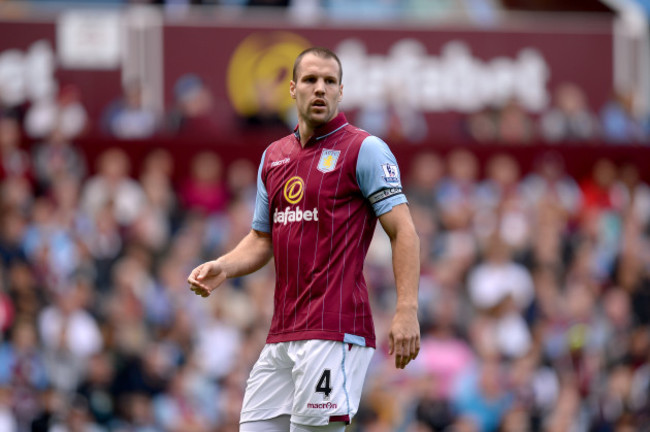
[[1, 86, 650, 432], [14, 75, 650, 147], [0, 1, 648, 431], [461, 84, 650, 146]]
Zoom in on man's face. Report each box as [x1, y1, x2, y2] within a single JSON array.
[[290, 53, 343, 128]]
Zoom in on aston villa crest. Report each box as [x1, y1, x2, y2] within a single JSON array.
[[317, 149, 341, 173]]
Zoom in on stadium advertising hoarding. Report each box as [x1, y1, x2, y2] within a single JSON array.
[[0, 17, 613, 142], [164, 22, 613, 142]]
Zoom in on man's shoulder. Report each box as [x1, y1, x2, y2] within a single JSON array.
[[335, 124, 375, 152], [264, 132, 295, 154], [343, 123, 372, 140]]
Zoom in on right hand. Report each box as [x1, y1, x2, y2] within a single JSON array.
[[187, 260, 227, 298]]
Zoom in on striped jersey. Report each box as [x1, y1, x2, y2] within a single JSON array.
[[252, 113, 407, 349]]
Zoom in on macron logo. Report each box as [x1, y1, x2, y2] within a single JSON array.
[[273, 207, 319, 225], [271, 158, 290, 168], [307, 402, 337, 409]]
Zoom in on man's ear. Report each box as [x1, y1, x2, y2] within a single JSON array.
[[338, 84, 343, 102], [290, 81, 296, 99]]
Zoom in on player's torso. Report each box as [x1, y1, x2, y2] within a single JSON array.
[[261, 123, 377, 346]]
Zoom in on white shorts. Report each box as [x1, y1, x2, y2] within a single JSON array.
[[240, 340, 375, 427]]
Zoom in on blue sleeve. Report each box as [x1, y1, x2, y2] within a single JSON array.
[[356, 136, 407, 216], [251, 150, 271, 233]]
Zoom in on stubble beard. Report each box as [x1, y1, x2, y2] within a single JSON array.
[[308, 105, 339, 128]]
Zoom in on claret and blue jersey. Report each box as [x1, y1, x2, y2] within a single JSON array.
[[252, 113, 407, 349]]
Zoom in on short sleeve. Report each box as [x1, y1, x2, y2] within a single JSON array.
[[356, 136, 407, 216], [251, 150, 271, 232]]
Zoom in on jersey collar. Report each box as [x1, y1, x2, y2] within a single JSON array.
[[293, 113, 349, 144]]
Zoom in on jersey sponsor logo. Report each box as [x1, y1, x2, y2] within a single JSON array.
[[270, 157, 290, 167], [307, 402, 337, 409], [277, 176, 318, 225], [273, 206, 319, 225], [381, 163, 400, 185], [317, 149, 341, 173], [283, 176, 304, 204]]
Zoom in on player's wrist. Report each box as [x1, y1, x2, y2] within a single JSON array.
[[213, 258, 229, 279], [395, 303, 418, 314]]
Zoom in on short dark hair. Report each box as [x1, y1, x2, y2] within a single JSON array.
[[292, 47, 342, 83]]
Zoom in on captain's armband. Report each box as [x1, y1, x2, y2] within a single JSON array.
[[368, 187, 404, 205]]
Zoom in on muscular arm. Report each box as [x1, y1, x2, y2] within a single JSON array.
[[378, 203, 421, 369], [188, 229, 273, 297]]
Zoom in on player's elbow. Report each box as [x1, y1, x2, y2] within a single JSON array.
[[406, 224, 420, 252], [392, 221, 419, 250]]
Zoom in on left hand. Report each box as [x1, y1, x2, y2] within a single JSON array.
[[388, 310, 420, 369]]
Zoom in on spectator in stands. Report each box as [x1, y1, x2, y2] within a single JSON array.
[[31, 125, 87, 193], [617, 162, 650, 229], [0, 115, 31, 181], [496, 99, 535, 145], [29, 386, 63, 432], [0, 318, 48, 389], [0, 318, 49, 430], [451, 358, 514, 432], [226, 158, 257, 211], [462, 108, 499, 144], [437, 149, 479, 221], [116, 392, 158, 432], [75, 352, 117, 427], [467, 235, 534, 359], [405, 152, 445, 264], [131, 149, 178, 253], [80, 147, 146, 227], [101, 81, 158, 140], [475, 153, 522, 210], [37, 279, 103, 362], [22, 196, 82, 290], [476, 154, 530, 252], [192, 298, 244, 383], [179, 151, 229, 215], [542, 383, 584, 431], [539, 82, 600, 143], [435, 149, 480, 268], [600, 90, 645, 144], [166, 74, 223, 138], [51, 395, 103, 432], [579, 158, 624, 213], [355, 93, 428, 144], [520, 151, 583, 219], [414, 290, 475, 402], [24, 84, 88, 141], [406, 151, 444, 211], [152, 363, 217, 431], [103, 252, 158, 356]]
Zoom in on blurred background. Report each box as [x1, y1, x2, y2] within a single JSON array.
[[0, 1, 650, 431]]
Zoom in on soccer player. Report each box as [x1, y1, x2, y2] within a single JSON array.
[[188, 47, 420, 432]]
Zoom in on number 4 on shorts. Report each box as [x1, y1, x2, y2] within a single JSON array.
[[315, 369, 332, 399]]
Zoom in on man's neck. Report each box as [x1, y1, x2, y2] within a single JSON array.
[[296, 112, 343, 147], [297, 119, 317, 148]]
